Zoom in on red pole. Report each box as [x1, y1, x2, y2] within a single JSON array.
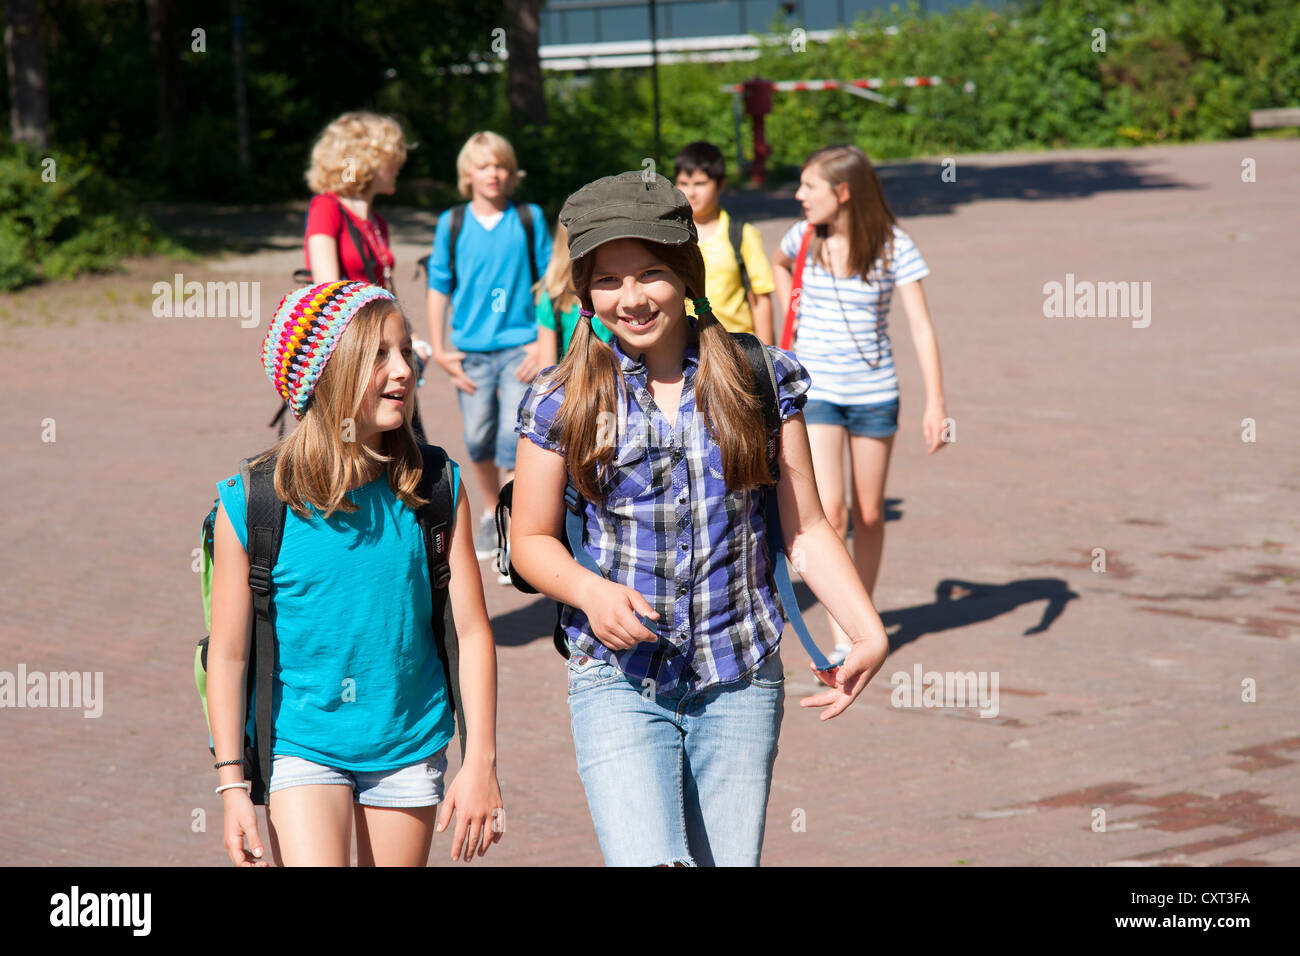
[[742, 78, 773, 186]]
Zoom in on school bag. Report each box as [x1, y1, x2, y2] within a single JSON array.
[[194, 443, 466, 805], [493, 332, 837, 672], [723, 208, 753, 301], [414, 201, 539, 291]]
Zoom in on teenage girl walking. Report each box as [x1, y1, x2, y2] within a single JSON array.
[[207, 281, 503, 866], [772, 145, 948, 664], [511, 173, 891, 867]]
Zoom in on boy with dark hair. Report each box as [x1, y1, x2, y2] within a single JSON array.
[[673, 140, 776, 344]]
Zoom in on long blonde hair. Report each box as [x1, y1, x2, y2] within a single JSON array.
[[253, 300, 426, 519], [804, 144, 897, 281], [538, 238, 771, 502], [534, 222, 577, 315]]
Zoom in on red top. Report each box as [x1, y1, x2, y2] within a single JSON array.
[[303, 193, 393, 285]]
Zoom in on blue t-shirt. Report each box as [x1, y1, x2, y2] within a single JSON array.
[[428, 201, 550, 353], [216, 464, 460, 771]]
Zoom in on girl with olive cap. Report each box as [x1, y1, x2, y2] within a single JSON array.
[[510, 172, 891, 866]]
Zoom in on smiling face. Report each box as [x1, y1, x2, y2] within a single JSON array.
[[795, 163, 848, 227], [588, 238, 688, 357], [355, 309, 414, 450]]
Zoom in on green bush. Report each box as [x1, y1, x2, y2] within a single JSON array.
[[0, 146, 188, 292]]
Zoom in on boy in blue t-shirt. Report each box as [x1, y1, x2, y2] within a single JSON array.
[[425, 131, 551, 574]]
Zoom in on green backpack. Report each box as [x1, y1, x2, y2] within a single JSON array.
[[195, 444, 465, 805]]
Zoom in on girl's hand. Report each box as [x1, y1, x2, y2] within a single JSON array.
[[515, 341, 542, 383], [434, 349, 476, 394], [580, 578, 660, 650], [222, 790, 270, 866], [437, 763, 504, 863], [800, 634, 888, 720], [921, 402, 948, 455]]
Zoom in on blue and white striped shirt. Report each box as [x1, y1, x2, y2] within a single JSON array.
[[780, 222, 930, 406], [516, 333, 811, 694]]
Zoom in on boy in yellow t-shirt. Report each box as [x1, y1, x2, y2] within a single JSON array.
[[673, 141, 776, 344]]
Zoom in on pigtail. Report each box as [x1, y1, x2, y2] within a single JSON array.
[[693, 306, 771, 490], [548, 273, 623, 501]]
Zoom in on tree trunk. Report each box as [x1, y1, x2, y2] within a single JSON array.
[[505, 0, 547, 128], [145, 0, 185, 164], [4, 0, 51, 149]]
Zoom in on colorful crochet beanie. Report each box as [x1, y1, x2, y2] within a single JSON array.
[[262, 280, 396, 420]]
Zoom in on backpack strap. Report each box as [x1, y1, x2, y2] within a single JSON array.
[[327, 194, 384, 288], [516, 201, 539, 286], [731, 332, 781, 476], [780, 224, 813, 350], [415, 444, 467, 758], [729, 333, 836, 672], [726, 210, 754, 301], [447, 204, 466, 298], [240, 452, 286, 806]]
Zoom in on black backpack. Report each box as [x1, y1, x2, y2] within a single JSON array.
[[195, 443, 465, 805], [494, 332, 836, 671]]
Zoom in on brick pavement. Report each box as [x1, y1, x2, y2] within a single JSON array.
[[1, 138, 1297, 866]]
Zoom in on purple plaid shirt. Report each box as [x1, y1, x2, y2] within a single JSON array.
[[515, 332, 811, 694]]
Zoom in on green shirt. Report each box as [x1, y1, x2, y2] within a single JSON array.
[[537, 295, 614, 358]]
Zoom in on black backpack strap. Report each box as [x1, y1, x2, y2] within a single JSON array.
[[726, 210, 753, 300], [731, 332, 781, 477], [327, 194, 383, 288], [447, 204, 466, 299], [415, 444, 467, 758], [241, 452, 285, 806], [516, 201, 539, 286]]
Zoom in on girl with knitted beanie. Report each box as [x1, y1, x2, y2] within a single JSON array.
[[511, 173, 891, 866], [207, 281, 502, 866]]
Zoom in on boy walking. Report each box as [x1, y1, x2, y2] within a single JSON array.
[[673, 140, 776, 344], [427, 131, 550, 573]]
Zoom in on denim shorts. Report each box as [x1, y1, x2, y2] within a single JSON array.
[[803, 398, 899, 438], [567, 649, 784, 867], [267, 750, 448, 808], [457, 344, 531, 468]]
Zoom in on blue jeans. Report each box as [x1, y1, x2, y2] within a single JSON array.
[[803, 397, 899, 438], [567, 649, 785, 866], [456, 344, 531, 469]]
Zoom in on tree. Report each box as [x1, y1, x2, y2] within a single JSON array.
[[4, 0, 50, 149], [505, 0, 547, 128]]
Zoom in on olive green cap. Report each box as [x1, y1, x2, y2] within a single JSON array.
[[559, 170, 697, 260]]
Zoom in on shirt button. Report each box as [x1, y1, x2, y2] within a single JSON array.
[[226, 478, 236, 487], [677, 582, 688, 596], [672, 448, 683, 462], [680, 541, 688, 550]]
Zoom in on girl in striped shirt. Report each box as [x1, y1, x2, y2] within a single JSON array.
[[773, 145, 950, 664], [512, 171, 891, 866]]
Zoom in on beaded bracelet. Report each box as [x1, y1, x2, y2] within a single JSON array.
[[214, 759, 243, 770]]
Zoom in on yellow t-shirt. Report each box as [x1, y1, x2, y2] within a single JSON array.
[[688, 209, 776, 334]]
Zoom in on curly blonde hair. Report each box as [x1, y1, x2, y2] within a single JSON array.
[[305, 112, 408, 198], [456, 131, 521, 199]]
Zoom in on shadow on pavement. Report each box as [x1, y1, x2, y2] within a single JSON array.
[[791, 576, 1080, 650], [726, 157, 1193, 222]]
